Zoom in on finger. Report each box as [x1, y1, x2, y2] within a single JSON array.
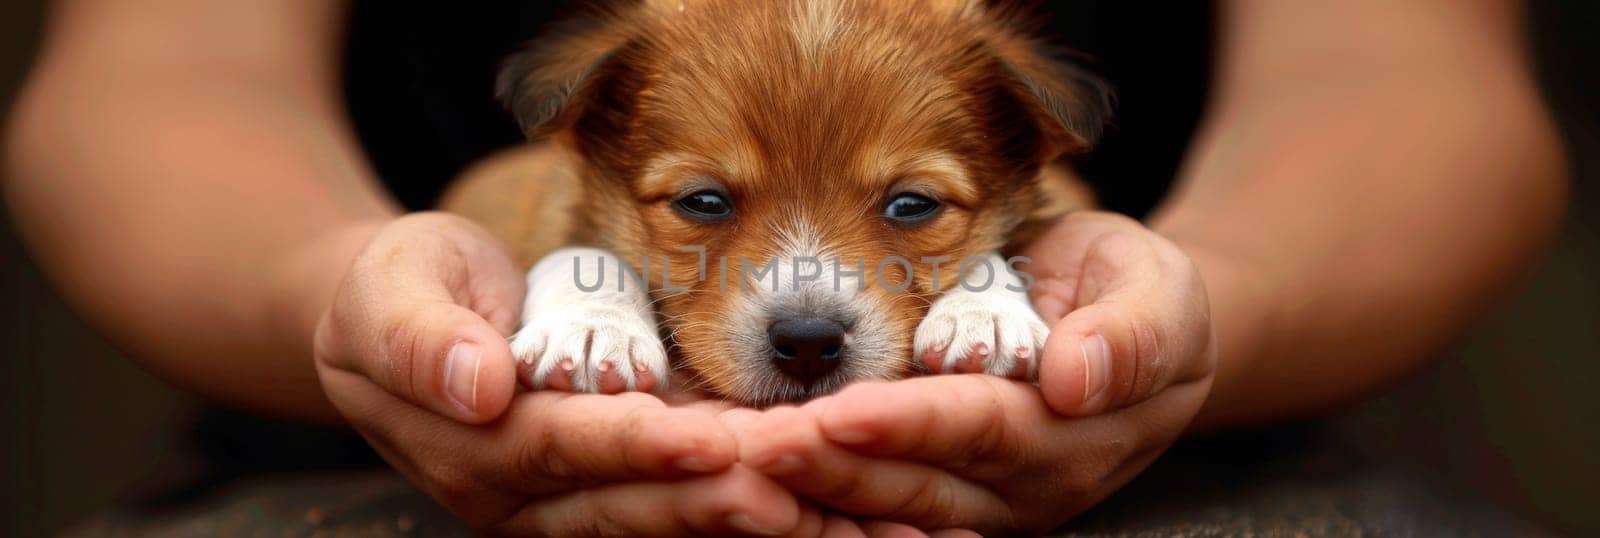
[[786, 504, 832, 538], [818, 376, 1208, 532], [820, 516, 868, 538], [1035, 236, 1214, 417], [742, 405, 1011, 531], [503, 466, 805, 537], [927, 530, 981, 538], [322, 371, 738, 497], [322, 374, 747, 532], [316, 214, 525, 423], [860, 522, 983, 538], [813, 377, 1048, 478], [318, 291, 519, 423], [859, 522, 928, 538], [495, 391, 740, 494]]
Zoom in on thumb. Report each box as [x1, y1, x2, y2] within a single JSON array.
[[1035, 226, 1215, 417], [315, 213, 523, 424]]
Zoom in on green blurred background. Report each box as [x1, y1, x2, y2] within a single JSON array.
[[3, 1, 1597, 537]]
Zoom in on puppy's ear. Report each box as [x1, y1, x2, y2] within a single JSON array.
[[496, 27, 640, 141], [983, 40, 1113, 160]]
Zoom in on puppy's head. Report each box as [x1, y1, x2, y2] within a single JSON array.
[[500, 0, 1109, 404]]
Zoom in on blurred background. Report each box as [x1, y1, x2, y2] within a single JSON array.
[[3, 1, 1597, 537]]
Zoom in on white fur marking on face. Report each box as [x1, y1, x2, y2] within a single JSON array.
[[913, 252, 1050, 379], [718, 216, 902, 403], [510, 247, 670, 393], [789, 0, 853, 61]]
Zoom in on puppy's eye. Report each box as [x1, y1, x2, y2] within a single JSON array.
[[674, 190, 733, 220], [883, 193, 942, 224]]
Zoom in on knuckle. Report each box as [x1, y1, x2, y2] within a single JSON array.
[[613, 406, 653, 473], [589, 509, 634, 536], [969, 378, 1015, 463], [313, 291, 374, 370], [558, 491, 629, 537], [889, 474, 958, 527], [376, 310, 434, 399], [1123, 313, 1166, 401], [815, 466, 866, 503], [539, 447, 583, 483], [520, 425, 583, 483]]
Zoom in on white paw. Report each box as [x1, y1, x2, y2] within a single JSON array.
[[510, 305, 669, 393], [913, 291, 1050, 379]]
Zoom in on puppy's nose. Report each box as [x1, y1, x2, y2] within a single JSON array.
[[768, 318, 845, 384]]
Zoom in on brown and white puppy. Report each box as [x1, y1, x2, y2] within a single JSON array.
[[441, 0, 1108, 405]]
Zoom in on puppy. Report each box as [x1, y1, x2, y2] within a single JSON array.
[[441, 0, 1108, 405]]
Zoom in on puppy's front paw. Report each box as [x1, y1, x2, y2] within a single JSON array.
[[509, 306, 668, 394], [914, 292, 1050, 380]]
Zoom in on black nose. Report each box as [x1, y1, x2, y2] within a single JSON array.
[[768, 318, 845, 384]]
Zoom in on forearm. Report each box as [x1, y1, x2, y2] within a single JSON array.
[[3, 0, 389, 422], [1158, 0, 1569, 429]]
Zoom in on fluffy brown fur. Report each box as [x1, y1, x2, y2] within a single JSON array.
[[442, 0, 1106, 401]]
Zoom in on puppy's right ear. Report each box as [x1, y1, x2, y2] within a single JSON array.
[[496, 28, 639, 141]]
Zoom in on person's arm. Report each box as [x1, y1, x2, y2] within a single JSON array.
[[1152, 0, 1569, 429], [4, 0, 393, 422], [737, 1, 1569, 533], [5, 4, 832, 534]]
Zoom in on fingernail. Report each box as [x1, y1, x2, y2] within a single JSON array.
[[726, 513, 783, 536], [675, 456, 715, 473], [828, 430, 875, 445], [1081, 334, 1112, 403], [445, 341, 482, 413], [755, 454, 805, 475]]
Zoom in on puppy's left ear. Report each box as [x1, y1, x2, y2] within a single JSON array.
[[496, 27, 639, 141], [985, 40, 1114, 160]]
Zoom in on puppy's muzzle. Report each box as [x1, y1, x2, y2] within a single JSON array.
[[767, 317, 846, 384]]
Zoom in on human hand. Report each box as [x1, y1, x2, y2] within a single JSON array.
[[737, 212, 1217, 534], [311, 213, 814, 535]]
